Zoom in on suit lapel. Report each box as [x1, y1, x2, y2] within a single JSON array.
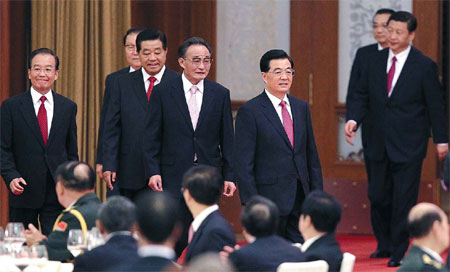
[[130, 70, 148, 110], [289, 95, 302, 152], [196, 80, 214, 129], [389, 48, 416, 100], [186, 211, 216, 260], [47, 91, 64, 146], [20, 91, 45, 148], [170, 78, 194, 131], [259, 92, 293, 149]]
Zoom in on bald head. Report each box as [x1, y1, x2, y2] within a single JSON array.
[[55, 161, 96, 191]]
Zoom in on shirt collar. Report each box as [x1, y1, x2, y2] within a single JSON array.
[[418, 246, 444, 264], [138, 244, 175, 259], [182, 72, 204, 95], [301, 233, 325, 252], [265, 89, 289, 108], [191, 204, 219, 232], [129, 66, 136, 73], [105, 231, 132, 242], [388, 45, 411, 63], [31, 86, 53, 106], [377, 43, 384, 51], [142, 65, 166, 84]]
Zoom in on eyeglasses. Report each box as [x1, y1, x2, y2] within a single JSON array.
[[31, 67, 56, 75], [125, 44, 137, 52], [267, 68, 295, 77], [184, 57, 213, 66]]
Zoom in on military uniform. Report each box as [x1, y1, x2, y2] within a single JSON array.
[[398, 245, 447, 272], [40, 193, 101, 261]]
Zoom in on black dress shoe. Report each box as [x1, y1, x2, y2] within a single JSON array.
[[387, 259, 402, 267], [370, 250, 391, 258]]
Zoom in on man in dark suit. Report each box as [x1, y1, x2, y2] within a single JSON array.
[[234, 49, 323, 243], [25, 162, 101, 262], [123, 192, 180, 272], [299, 191, 343, 272], [345, 11, 449, 267], [398, 203, 449, 272], [102, 29, 178, 200], [182, 165, 236, 263], [226, 195, 304, 272], [143, 37, 235, 255], [73, 196, 138, 271], [1, 48, 78, 236], [96, 27, 144, 197]]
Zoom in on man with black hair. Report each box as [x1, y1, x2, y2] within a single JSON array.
[[25, 161, 101, 262], [1, 48, 78, 236], [124, 192, 180, 271], [234, 49, 322, 243], [299, 191, 343, 272], [102, 28, 178, 200], [226, 195, 304, 272], [398, 203, 449, 271], [345, 11, 448, 266], [181, 165, 235, 263], [73, 196, 138, 271], [143, 37, 235, 255], [96, 27, 145, 197]]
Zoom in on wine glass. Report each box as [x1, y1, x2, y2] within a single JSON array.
[[4, 222, 26, 253], [87, 227, 104, 250], [13, 246, 31, 271], [30, 244, 48, 269], [67, 229, 86, 257]]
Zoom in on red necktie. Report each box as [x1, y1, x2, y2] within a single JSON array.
[[387, 56, 397, 95], [280, 101, 294, 148], [37, 96, 48, 145], [147, 76, 157, 101]]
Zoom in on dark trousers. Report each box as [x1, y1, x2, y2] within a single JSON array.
[[9, 173, 63, 236], [106, 180, 120, 197], [367, 156, 423, 261], [278, 180, 305, 243], [119, 184, 152, 202]]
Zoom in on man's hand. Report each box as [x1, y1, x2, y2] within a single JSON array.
[[10, 178, 26, 195], [148, 175, 163, 191], [344, 121, 357, 146], [219, 245, 240, 264], [102, 171, 116, 191], [95, 164, 103, 180], [223, 181, 236, 197], [436, 144, 449, 161], [25, 223, 46, 246]]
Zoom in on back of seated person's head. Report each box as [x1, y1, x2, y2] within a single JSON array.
[[185, 253, 236, 272], [135, 192, 179, 243], [55, 161, 95, 191], [97, 196, 136, 234], [301, 191, 342, 233], [182, 165, 223, 205], [241, 195, 279, 238]]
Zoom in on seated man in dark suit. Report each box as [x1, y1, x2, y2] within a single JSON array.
[[226, 195, 304, 272], [398, 203, 449, 272], [124, 192, 180, 272], [25, 161, 101, 262], [299, 191, 343, 272], [74, 196, 138, 271], [182, 165, 236, 263]]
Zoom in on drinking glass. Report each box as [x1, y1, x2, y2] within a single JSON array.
[[4, 222, 26, 253], [67, 229, 86, 257], [13, 246, 31, 271], [30, 244, 48, 269], [87, 227, 104, 250]]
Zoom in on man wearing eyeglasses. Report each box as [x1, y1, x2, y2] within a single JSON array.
[[102, 29, 178, 201], [234, 49, 323, 243], [143, 37, 235, 256], [96, 27, 144, 197]]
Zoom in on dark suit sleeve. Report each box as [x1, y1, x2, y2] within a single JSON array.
[[305, 104, 323, 191], [102, 79, 122, 172], [73, 254, 89, 272], [233, 105, 258, 204], [143, 86, 163, 179], [66, 103, 79, 161], [220, 89, 234, 181], [345, 55, 370, 125], [0, 100, 21, 187], [346, 48, 364, 106], [96, 74, 115, 164], [422, 61, 449, 144]]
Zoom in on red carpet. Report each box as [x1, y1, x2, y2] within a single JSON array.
[[337, 235, 449, 272]]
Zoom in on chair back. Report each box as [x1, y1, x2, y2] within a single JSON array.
[[339, 252, 356, 272], [277, 260, 329, 272]]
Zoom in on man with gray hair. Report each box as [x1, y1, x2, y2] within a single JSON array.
[[74, 196, 138, 271]]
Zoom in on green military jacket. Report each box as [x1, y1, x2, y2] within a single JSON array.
[[398, 245, 447, 272], [40, 193, 101, 262]]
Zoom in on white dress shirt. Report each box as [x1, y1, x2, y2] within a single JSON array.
[[30, 87, 54, 136], [191, 204, 219, 232], [142, 65, 166, 93], [182, 73, 204, 111], [386, 46, 411, 97], [300, 233, 324, 252], [265, 89, 293, 124], [138, 244, 176, 259], [419, 246, 444, 264]]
